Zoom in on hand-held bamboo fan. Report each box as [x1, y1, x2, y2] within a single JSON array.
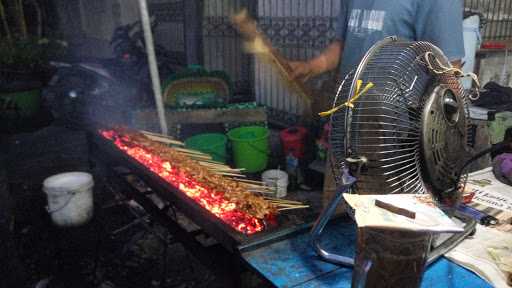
[[231, 9, 314, 117]]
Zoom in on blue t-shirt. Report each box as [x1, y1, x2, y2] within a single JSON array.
[[336, 0, 465, 78]]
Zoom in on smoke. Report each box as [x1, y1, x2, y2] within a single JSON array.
[[43, 0, 167, 130]]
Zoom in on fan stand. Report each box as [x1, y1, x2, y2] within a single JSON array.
[[310, 169, 477, 267]]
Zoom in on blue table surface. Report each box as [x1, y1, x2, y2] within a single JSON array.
[[242, 221, 493, 288]]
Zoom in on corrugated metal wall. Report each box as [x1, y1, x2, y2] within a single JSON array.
[[464, 0, 512, 41], [63, 0, 340, 122], [75, 1, 506, 123], [149, 0, 185, 55], [203, 0, 511, 123], [202, 0, 254, 97], [256, 0, 340, 121], [66, 0, 186, 59], [202, 0, 340, 123]]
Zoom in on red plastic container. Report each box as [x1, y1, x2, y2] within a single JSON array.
[[481, 41, 507, 50], [280, 126, 307, 159]]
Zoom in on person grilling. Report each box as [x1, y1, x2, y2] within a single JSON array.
[[285, 0, 465, 205]]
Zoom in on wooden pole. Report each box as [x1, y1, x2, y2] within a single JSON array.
[[138, 0, 168, 135]]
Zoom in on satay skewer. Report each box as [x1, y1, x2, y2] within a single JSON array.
[[245, 184, 276, 190], [143, 135, 181, 145], [199, 159, 228, 166], [247, 190, 275, 194], [140, 130, 184, 142], [278, 205, 310, 211], [116, 128, 279, 219], [244, 184, 276, 190], [214, 172, 247, 178], [183, 153, 212, 160], [234, 179, 266, 185], [264, 198, 303, 205], [141, 133, 185, 146], [199, 162, 247, 173], [140, 129, 170, 137], [207, 168, 246, 174], [198, 161, 232, 169], [272, 203, 306, 208], [173, 147, 209, 155], [272, 202, 308, 207]]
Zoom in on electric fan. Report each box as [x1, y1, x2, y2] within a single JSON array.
[[311, 37, 478, 267]]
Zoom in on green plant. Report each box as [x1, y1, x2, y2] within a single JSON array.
[[0, 0, 66, 72]]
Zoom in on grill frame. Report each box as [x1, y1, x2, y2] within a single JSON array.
[[90, 131, 312, 252]]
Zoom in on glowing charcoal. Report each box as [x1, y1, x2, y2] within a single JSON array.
[[100, 130, 264, 234]]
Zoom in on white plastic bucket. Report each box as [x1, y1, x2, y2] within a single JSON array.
[[43, 172, 94, 227], [262, 169, 288, 198]]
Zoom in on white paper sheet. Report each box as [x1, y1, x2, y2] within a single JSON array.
[[466, 167, 512, 213], [343, 194, 463, 233]]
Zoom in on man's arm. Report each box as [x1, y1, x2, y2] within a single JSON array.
[[289, 40, 344, 82], [288, 0, 348, 82]]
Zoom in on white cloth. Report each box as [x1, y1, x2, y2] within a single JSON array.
[[445, 167, 512, 288], [446, 224, 512, 288]]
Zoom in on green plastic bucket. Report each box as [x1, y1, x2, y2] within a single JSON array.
[[227, 126, 269, 173], [0, 89, 40, 119], [489, 112, 512, 144], [185, 133, 227, 163]]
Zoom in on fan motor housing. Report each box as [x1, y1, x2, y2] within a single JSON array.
[[421, 84, 468, 194]]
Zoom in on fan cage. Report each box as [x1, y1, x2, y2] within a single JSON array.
[[329, 38, 473, 201]]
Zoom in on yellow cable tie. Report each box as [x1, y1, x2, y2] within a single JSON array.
[[345, 80, 363, 108], [347, 82, 374, 105], [318, 81, 374, 117], [356, 80, 362, 95]]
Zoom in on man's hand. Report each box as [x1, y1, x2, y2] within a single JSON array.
[[288, 61, 314, 82], [287, 41, 343, 83]]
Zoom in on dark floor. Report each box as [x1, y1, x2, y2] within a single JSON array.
[[4, 164, 225, 288], [0, 122, 247, 288], [0, 112, 324, 288]]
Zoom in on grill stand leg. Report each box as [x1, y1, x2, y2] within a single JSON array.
[[310, 171, 356, 266], [426, 211, 476, 265]]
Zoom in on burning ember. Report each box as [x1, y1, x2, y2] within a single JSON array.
[[100, 129, 272, 234]]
